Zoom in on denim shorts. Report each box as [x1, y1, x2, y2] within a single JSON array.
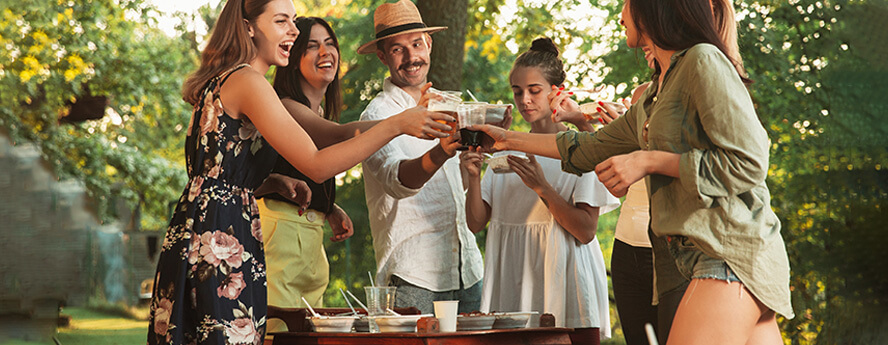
[[666, 236, 741, 283]]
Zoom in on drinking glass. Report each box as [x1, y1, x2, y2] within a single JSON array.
[[363, 286, 397, 333]]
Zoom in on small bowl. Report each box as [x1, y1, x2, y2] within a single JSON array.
[[308, 315, 357, 333], [456, 314, 496, 331], [373, 314, 433, 333], [487, 154, 527, 174], [492, 311, 537, 329]]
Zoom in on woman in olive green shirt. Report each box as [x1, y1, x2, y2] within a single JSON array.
[[474, 0, 793, 343]]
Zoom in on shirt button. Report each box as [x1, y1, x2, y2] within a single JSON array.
[[452, 249, 458, 253], [306, 211, 317, 222]]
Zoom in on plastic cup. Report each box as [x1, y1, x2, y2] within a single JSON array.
[[364, 286, 397, 333], [433, 300, 459, 332], [427, 89, 462, 136], [457, 102, 487, 150]]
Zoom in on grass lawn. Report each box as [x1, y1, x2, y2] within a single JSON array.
[[56, 306, 147, 345]]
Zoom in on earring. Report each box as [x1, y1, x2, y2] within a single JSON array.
[[620, 20, 625, 25]]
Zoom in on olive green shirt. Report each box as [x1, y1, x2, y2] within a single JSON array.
[[556, 44, 793, 318]]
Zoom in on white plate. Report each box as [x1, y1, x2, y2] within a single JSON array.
[[456, 314, 496, 331], [492, 311, 538, 329], [373, 314, 433, 333], [308, 316, 357, 333]]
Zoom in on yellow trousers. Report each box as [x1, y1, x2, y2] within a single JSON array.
[[258, 198, 329, 333]]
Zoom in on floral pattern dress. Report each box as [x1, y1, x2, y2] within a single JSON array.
[[148, 64, 276, 345]]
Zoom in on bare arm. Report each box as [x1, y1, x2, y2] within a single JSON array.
[[280, 98, 381, 149], [222, 70, 451, 183], [509, 155, 600, 243], [397, 135, 462, 189], [460, 150, 490, 233], [474, 125, 561, 159]]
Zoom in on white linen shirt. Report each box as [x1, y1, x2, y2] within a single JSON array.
[[360, 77, 484, 292]]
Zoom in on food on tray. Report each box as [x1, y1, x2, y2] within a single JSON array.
[[487, 155, 528, 174]]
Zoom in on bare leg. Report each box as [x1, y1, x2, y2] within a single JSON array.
[[665, 279, 775, 345], [745, 311, 782, 345]]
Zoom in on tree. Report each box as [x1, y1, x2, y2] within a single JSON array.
[[0, 0, 198, 230], [417, 0, 468, 91]]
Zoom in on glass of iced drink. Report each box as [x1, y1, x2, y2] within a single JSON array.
[[427, 89, 462, 136]]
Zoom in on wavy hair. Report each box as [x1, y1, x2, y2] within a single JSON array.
[[182, 0, 274, 105], [272, 17, 342, 122]]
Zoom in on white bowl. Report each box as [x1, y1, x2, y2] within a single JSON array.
[[456, 314, 496, 331], [372, 314, 433, 333], [308, 316, 357, 333], [492, 311, 537, 329]]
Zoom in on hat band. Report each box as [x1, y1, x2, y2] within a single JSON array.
[[375, 22, 427, 39]]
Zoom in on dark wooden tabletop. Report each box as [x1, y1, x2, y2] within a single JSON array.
[[268, 327, 574, 345]]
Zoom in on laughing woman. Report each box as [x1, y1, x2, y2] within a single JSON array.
[[258, 16, 382, 333], [146, 1, 453, 343]]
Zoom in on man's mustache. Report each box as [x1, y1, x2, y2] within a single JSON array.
[[399, 60, 426, 70]]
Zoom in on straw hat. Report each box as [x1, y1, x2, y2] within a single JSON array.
[[357, 0, 447, 55]]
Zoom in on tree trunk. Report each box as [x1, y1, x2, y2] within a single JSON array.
[[416, 0, 468, 91]]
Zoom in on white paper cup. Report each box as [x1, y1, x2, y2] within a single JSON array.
[[433, 300, 459, 332]]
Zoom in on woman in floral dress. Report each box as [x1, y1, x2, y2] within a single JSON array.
[[146, 0, 453, 344]]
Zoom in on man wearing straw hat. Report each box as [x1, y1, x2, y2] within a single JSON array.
[[358, 0, 483, 315]]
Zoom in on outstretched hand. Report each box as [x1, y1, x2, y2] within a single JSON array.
[[548, 85, 583, 125], [469, 124, 509, 153], [459, 148, 485, 178], [395, 106, 455, 140]]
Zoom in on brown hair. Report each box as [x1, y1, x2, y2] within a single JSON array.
[[628, 0, 749, 82], [182, 0, 274, 105], [273, 17, 342, 121], [711, 0, 746, 77], [510, 37, 566, 86]]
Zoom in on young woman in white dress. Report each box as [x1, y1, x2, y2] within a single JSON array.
[[460, 38, 620, 345]]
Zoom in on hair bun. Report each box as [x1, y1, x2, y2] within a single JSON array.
[[529, 37, 559, 56]]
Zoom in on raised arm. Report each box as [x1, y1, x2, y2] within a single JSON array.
[[280, 98, 380, 148], [222, 69, 452, 183]]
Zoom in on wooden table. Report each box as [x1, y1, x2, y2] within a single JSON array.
[[269, 327, 574, 345]]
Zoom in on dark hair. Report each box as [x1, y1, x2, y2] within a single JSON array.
[[628, 0, 748, 81], [183, 0, 274, 105], [272, 17, 342, 121], [510, 37, 566, 86]]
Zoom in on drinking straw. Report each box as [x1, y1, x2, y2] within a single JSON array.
[[466, 89, 479, 102], [645, 323, 659, 345], [386, 308, 402, 316], [346, 289, 370, 312], [367, 271, 375, 287], [339, 288, 357, 315], [302, 296, 320, 317]]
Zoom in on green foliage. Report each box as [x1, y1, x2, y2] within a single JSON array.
[[0, 0, 197, 230]]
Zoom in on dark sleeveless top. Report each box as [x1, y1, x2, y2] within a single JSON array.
[[262, 98, 335, 214]]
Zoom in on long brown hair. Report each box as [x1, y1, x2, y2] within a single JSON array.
[[711, 0, 746, 77], [273, 17, 342, 122], [628, 0, 749, 81], [182, 0, 274, 105]]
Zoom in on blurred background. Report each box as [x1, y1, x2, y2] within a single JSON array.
[[0, 0, 885, 344]]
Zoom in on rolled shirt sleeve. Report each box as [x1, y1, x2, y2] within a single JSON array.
[[678, 46, 770, 208], [360, 103, 423, 200]]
